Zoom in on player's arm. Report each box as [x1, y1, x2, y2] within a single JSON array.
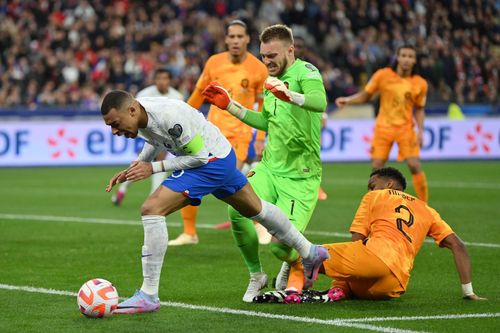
[[187, 59, 214, 109], [201, 82, 269, 131], [335, 90, 372, 108], [349, 191, 375, 241], [414, 106, 425, 146], [440, 234, 486, 300], [264, 77, 326, 113], [414, 80, 427, 146], [105, 141, 160, 191], [150, 134, 211, 174], [187, 88, 205, 109]]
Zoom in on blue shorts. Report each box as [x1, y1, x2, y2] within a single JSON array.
[[162, 149, 248, 206]]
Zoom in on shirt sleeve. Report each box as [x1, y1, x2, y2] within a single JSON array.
[[137, 141, 160, 162], [187, 58, 214, 109], [349, 191, 376, 237], [365, 69, 384, 95], [427, 206, 455, 246], [298, 63, 327, 113], [415, 79, 428, 108]]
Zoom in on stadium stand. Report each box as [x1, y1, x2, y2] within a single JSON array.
[[0, 0, 497, 111]]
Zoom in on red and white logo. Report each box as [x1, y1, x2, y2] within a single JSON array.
[[466, 123, 493, 154], [47, 128, 79, 159]]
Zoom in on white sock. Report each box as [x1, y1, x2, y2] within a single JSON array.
[[250, 199, 311, 258], [140, 215, 168, 296], [118, 180, 130, 193], [150, 172, 167, 193]]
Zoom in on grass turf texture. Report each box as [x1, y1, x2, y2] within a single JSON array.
[[0, 161, 499, 332]]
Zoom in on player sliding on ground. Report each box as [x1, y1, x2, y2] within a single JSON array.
[[100, 90, 329, 313], [201, 24, 328, 302], [253, 167, 486, 304]]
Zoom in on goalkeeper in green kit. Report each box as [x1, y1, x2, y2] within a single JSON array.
[[202, 24, 327, 302]]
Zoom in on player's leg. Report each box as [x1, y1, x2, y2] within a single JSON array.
[[370, 127, 394, 170], [213, 135, 251, 229], [322, 241, 402, 300], [112, 181, 130, 206], [115, 185, 190, 314], [221, 181, 329, 291], [397, 128, 428, 202], [168, 205, 199, 245], [269, 174, 320, 290], [225, 164, 276, 301]]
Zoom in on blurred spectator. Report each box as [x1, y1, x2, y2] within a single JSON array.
[[0, 0, 497, 110]]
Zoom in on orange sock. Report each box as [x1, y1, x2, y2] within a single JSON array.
[[180, 205, 198, 236], [412, 172, 428, 202], [287, 260, 305, 291]]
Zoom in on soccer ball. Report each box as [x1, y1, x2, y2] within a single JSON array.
[[77, 278, 119, 318]]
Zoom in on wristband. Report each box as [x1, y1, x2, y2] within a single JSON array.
[[151, 161, 165, 173], [289, 91, 305, 106], [227, 100, 247, 120], [461, 282, 474, 296]]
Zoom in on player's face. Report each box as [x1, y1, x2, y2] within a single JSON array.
[[368, 175, 395, 191], [154, 73, 171, 94], [225, 25, 249, 57], [103, 102, 140, 139], [396, 48, 417, 73], [260, 40, 294, 77]]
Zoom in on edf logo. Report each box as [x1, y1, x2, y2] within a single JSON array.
[[0, 130, 29, 156]]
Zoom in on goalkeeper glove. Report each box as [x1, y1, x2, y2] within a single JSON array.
[[202, 82, 247, 120], [264, 77, 305, 106]]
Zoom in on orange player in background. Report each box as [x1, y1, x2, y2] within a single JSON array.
[[255, 167, 485, 303], [335, 45, 429, 202], [168, 20, 269, 246]]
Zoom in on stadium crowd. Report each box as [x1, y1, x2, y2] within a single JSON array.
[[0, 0, 497, 109]]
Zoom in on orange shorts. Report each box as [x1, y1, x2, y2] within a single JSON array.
[[323, 240, 404, 300], [371, 126, 419, 161], [227, 134, 252, 162]]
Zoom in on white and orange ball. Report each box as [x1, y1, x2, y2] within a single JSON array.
[[77, 278, 119, 318]]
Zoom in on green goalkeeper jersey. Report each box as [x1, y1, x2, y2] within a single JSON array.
[[259, 59, 327, 179]]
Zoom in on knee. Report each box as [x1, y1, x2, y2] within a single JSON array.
[[269, 242, 297, 262], [141, 199, 161, 216], [407, 160, 422, 174]]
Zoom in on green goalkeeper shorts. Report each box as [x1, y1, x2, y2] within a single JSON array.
[[247, 162, 321, 232]]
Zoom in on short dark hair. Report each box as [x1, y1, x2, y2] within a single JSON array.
[[259, 24, 293, 44], [370, 167, 407, 190], [226, 19, 248, 35], [391, 44, 418, 76], [101, 90, 133, 115], [154, 68, 171, 78]]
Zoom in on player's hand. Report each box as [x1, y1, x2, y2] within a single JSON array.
[[463, 294, 487, 301], [264, 77, 292, 102], [202, 82, 232, 110], [417, 131, 423, 147], [125, 160, 153, 182], [105, 170, 127, 192], [335, 97, 348, 108], [253, 139, 266, 158]]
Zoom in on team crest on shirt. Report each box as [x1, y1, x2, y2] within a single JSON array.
[[305, 63, 318, 72], [168, 124, 183, 138], [246, 171, 255, 178], [241, 79, 249, 88]]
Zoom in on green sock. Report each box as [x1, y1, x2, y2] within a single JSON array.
[[228, 206, 262, 273]]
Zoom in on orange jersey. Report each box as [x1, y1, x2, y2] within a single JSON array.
[[365, 68, 428, 128], [189, 52, 268, 138], [349, 189, 454, 289]]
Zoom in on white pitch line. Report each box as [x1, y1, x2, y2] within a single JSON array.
[[1, 213, 499, 249], [0, 283, 432, 333]]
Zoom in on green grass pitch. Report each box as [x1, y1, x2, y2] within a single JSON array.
[[0, 161, 499, 332]]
